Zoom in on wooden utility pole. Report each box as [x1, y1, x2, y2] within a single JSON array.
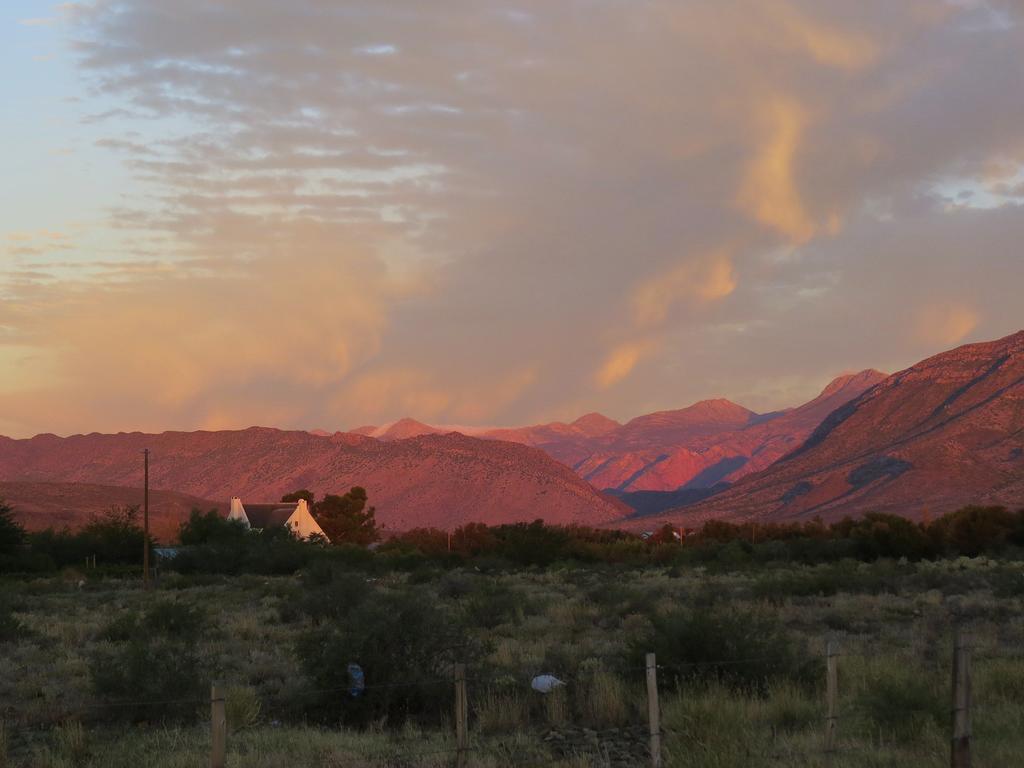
[[825, 639, 839, 761], [951, 627, 972, 768], [143, 448, 151, 589], [646, 652, 662, 768], [210, 683, 226, 768], [454, 663, 468, 768]]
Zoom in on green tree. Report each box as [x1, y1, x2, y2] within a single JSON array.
[[79, 505, 153, 564], [0, 499, 27, 556], [281, 489, 315, 505], [178, 508, 247, 545], [313, 487, 378, 546]]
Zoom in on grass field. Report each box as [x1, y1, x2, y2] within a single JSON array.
[[2, 557, 1023, 767]]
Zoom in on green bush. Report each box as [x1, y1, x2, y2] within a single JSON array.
[[462, 580, 525, 629], [101, 600, 209, 642], [632, 607, 808, 694], [90, 637, 205, 721], [296, 587, 473, 724], [177, 509, 247, 545], [294, 567, 372, 624], [856, 665, 945, 741], [0, 500, 26, 558], [751, 560, 901, 601], [0, 600, 27, 643], [90, 601, 209, 720]]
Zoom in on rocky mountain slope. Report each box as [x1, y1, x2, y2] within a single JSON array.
[[666, 331, 1024, 524], [354, 371, 887, 493], [0, 429, 629, 532]]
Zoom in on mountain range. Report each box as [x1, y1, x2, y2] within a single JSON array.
[[0, 429, 628, 534], [347, 369, 888, 494], [1, 331, 1021, 535], [662, 330, 1024, 524]]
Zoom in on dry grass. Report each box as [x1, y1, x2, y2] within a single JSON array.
[[2, 559, 1023, 766]]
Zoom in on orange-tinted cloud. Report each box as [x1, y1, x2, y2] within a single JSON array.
[[768, 0, 878, 72], [631, 250, 737, 329], [594, 340, 658, 390], [913, 304, 980, 347], [737, 96, 816, 244], [2, 0, 1023, 435]]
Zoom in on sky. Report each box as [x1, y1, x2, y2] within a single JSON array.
[[1, 0, 1023, 438]]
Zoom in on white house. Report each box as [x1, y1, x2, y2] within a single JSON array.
[[228, 497, 330, 542]]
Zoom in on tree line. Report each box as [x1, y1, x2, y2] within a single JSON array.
[[1, 493, 1023, 575]]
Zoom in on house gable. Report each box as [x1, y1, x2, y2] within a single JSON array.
[[228, 497, 330, 543]]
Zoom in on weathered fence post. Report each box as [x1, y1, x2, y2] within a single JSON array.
[[210, 683, 226, 768], [951, 627, 972, 768], [824, 639, 839, 762], [454, 663, 468, 768], [646, 652, 662, 768]]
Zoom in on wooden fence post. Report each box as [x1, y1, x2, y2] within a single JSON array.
[[824, 639, 839, 761], [951, 627, 972, 768], [210, 683, 226, 768], [454, 663, 468, 768], [646, 652, 662, 768]]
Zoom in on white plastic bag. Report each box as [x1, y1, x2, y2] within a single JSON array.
[[531, 675, 565, 693]]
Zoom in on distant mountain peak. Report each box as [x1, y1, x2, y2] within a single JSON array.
[[376, 417, 445, 441], [571, 412, 620, 436], [689, 398, 753, 415], [819, 369, 888, 399]]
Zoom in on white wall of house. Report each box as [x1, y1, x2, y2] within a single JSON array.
[[228, 497, 249, 527], [227, 496, 329, 542], [284, 499, 330, 541]]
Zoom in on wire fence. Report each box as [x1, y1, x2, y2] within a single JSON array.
[[4, 627, 1015, 766]]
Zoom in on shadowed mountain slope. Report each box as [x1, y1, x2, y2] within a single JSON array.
[[360, 371, 886, 494], [0, 429, 628, 531], [664, 331, 1024, 524]]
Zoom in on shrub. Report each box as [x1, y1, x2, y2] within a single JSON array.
[[0, 501, 26, 558], [0, 600, 27, 643], [296, 587, 472, 725], [90, 601, 209, 720], [90, 635, 205, 721], [178, 509, 247, 545], [474, 685, 530, 733], [751, 561, 900, 602], [856, 664, 945, 741], [632, 607, 808, 694], [438, 571, 476, 599], [225, 685, 262, 732], [576, 667, 631, 727], [761, 681, 818, 732], [79, 506, 151, 565], [101, 601, 208, 642], [463, 581, 525, 629], [928, 506, 1024, 556], [52, 721, 90, 767], [294, 567, 372, 624]]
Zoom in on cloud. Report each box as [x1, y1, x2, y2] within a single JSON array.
[[631, 250, 737, 329], [338, 363, 538, 423], [0, 231, 417, 434], [595, 341, 658, 390], [914, 303, 981, 346], [768, 0, 878, 72], [737, 96, 817, 243], [3, 0, 1024, 435]]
